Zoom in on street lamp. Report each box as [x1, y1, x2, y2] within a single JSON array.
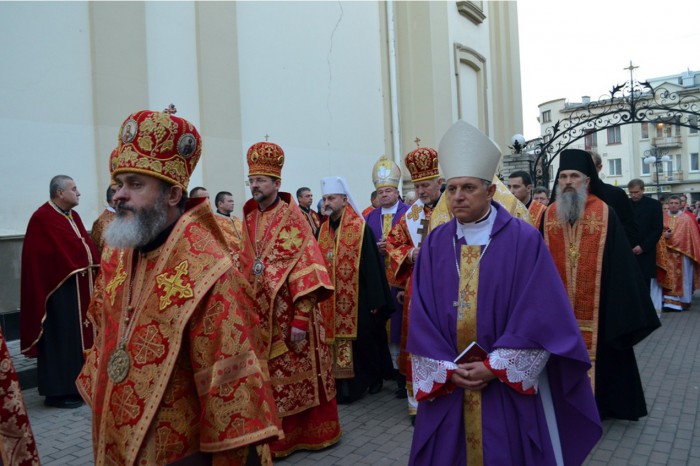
[[510, 133, 537, 183], [643, 147, 671, 199]]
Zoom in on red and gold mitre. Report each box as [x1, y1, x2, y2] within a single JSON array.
[[247, 140, 285, 179], [112, 104, 201, 190], [109, 147, 119, 174], [405, 139, 440, 182], [372, 155, 401, 189]]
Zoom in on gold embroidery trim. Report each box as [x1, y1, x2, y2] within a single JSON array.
[[456, 245, 483, 466]]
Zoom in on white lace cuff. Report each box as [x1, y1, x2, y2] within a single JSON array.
[[488, 348, 549, 393], [411, 354, 458, 399]]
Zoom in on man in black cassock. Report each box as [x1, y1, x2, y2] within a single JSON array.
[[628, 178, 664, 311], [543, 149, 661, 421], [317, 176, 394, 404], [591, 151, 640, 247]]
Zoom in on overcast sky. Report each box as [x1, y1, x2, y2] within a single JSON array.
[[517, 0, 700, 137]]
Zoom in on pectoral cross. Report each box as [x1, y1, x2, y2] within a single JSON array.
[[452, 288, 471, 320], [417, 218, 430, 246]]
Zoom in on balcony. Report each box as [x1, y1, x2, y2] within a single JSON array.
[[651, 135, 682, 148], [651, 170, 684, 182]]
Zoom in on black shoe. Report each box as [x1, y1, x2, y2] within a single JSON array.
[[410, 415, 416, 426], [395, 388, 408, 399], [368, 381, 383, 395], [44, 396, 84, 409]]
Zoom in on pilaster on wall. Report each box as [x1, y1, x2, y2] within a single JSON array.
[[394, 1, 452, 183], [487, 1, 524, 152], [89, 2, 150, 200], [195, 2, 246, 216]]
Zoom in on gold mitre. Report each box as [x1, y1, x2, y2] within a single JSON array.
[[438, 120, 501, 181], [371, 155, 401, 189]]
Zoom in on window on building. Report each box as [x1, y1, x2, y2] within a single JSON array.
[[607, 126, 621, 145], [608, 158, 622, 176], [641, 122, 649, 139], [641, 158, 651, 175], [542, 110, 551, 123], [691, 153, 699, 172], [584, 131, 597, 150], [690, 116, 698, 134], [676, 154, 682, 171], [655, 123, 667, 137]]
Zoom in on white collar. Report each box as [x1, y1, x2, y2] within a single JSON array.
[[455, 206, 495, 246], [381, 201, 400, 215]]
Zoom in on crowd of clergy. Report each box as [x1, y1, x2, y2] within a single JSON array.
[[4, 103, 699, 466]]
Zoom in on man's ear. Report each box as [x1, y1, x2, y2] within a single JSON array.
[[167, 185, 184, 207], [486, 183, 497, 199]]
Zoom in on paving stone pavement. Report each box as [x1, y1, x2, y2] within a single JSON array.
[[16, 297, 700, 465]]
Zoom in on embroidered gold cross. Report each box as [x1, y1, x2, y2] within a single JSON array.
[[280, 227, 302, 250], [342, 228, 361, 245], [407, 204, 422, 221], [453, 288, 472, 320], [155, 260, 194, 310], [581, 212, 605, 234], [105, 258, 127, 305]]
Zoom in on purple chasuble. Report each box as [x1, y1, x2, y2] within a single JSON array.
[[407, 202, 601, 466], [365, 201, 409, 343]]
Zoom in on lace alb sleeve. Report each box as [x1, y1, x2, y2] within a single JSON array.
[[411, 354, 458, 399], [488, 348, 549, 393]]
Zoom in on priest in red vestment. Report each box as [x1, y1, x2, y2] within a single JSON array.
[[1, 328, 40, 466], [660, 194, 700, 310], [242, 140, 340, 458], [318, 176, 395, 404], [543, 148, 660, 421], [21, 174, 98, 409], [77, 106, 282, 465], [385, 141, 443, 420]]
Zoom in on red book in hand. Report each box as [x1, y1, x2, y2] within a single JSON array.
[[454, 341, 488, 365]]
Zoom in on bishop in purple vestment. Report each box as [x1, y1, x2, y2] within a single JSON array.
[[406, 120, 601, 466]]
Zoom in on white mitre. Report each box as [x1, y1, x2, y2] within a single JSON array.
[[320, 176, 363, 218], [438, 120, 502, 181]]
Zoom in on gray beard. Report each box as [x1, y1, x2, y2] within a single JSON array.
[[104, 194, 169, 249], [555, 184, 588, 224]]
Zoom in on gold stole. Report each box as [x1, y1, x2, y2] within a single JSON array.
[[317, 208, 364, 378], [382, 214, 393, 268], [543, 195, 607, 389], [456, 244, 484, 465]]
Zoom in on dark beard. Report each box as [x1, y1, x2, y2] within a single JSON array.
[[555, 184, 587, 224], [104, 193, 169, 248]]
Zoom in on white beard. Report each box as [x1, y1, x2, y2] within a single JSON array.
[[104, 194, 169, 249], [555, 184, 588, 224]]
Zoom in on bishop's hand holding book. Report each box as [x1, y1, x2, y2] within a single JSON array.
[[454, 341, 488, 365]]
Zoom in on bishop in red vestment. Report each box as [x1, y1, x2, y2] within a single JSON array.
[[243, 141, 340, 458], [77, 107, 282, 465]]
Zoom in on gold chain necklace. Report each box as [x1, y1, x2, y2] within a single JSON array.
[[252, 204, 279, 276], [106, 252, 153, 383]]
